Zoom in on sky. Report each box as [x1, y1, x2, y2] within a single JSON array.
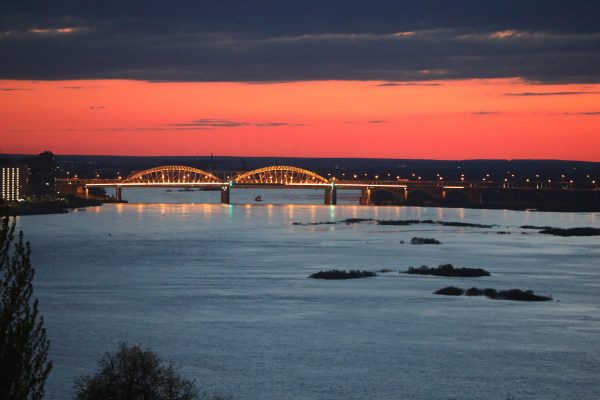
[[1, 1, 599, 160]]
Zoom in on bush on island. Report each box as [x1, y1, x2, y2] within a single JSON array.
[[434, 287, 552, 302], [410, 237, 441, 245], [404, 264, 490, 277], [434, 287, 465, 296], [309, 270, 377, 280]]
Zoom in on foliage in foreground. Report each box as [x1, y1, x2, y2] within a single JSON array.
[[74, 343, 225, 400], [0, 214, 52, 400]]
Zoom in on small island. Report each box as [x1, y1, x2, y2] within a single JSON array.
[[435, 287, 552, 301], [404, 264, 490, 277], [309, 269, 377, 280], [521, 225, 600, 237], [538, 227, 600, 237], [410, 237, 441, 245], [434, 287, 464, 296]]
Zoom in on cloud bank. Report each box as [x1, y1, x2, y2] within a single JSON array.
[[1, 1, 600, 83]]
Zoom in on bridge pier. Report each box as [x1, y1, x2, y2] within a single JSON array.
[[324, 187, 337, 205], [220, 186, 230, 204], [115, 186, 123, 202], [360, 187, 371, 205]]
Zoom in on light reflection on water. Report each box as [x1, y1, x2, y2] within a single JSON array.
[[14, 191, 600, 400]]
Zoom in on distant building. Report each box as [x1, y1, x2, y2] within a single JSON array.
[[1, 166, 26, 202], [23, 151, 57, 200]]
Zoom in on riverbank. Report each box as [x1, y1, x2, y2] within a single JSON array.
[[4, 197, 106, 216]]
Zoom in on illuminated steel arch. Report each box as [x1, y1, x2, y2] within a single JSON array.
[[122, 165, 221, 184], [234, 166, 329, 185]]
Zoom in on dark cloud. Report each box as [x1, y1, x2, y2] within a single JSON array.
[[504, 91, 600, 96], [1, 1, 600, 83], [472, 111, 500, 115], [63, 86, 82, 89], [169, 119, 302, 128], [563, 111, 600, 115], [375, 82, 443, 87], [0, 88, 33, 91], [89, 105, 105, 109], [368, 120, 387, 124]]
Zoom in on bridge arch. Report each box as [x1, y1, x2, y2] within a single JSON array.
[[406, 189, 438, 203], [234, 166, 329, 185], [123, 165, 221, 184], [370, 188, 399, 204], [444, 189, 470, 205]]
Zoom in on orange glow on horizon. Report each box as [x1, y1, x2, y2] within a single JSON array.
[[1, 78, 599, 161]]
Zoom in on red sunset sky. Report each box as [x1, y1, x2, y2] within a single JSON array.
[[1, 78, 599, 161]]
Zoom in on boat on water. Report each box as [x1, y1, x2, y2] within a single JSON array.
[[254, 195, 263, 202]]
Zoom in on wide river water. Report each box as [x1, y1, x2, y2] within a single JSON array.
[[16, 188, 600, 399]]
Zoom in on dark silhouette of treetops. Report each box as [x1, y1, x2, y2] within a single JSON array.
[[74, 343, 213, 400], [0, 213, 52, 400]]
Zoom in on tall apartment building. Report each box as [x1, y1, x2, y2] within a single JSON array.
[[1, 166, 25, 202]]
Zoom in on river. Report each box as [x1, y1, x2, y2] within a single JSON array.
[[16, 188, 600, 399]]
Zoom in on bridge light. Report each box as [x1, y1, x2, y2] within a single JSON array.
[[353, 174, 357, 178]]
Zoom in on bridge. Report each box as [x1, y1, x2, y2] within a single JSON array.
[[59, 165, 600, 210]]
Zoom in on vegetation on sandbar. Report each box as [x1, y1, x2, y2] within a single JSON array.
[[404, 264, 490, 277], [434, 287, 464, 296], [539, 227, 600, 237], [521, 225, 600, 236], [309, 269, 377, 280], [435, 287, 552, 301], [410, 237, 441, 245]]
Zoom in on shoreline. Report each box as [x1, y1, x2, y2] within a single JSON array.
[[4, 198, 109, 217]]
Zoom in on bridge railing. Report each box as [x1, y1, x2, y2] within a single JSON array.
[[57, 177, 597, 191]]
